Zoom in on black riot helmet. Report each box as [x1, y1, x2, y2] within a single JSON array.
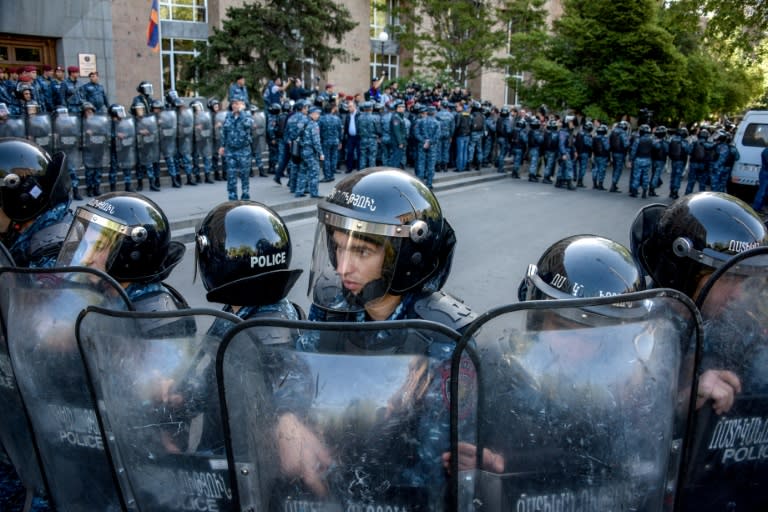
[[268, 102, 282, 115], [596, 124, 608, 135], [282, 101, 293, 113], [634, 191, 768, 299], [677, 127, 688, 138], [655, 125, 667, 138], [309, 167, 456, 313], [151, 99, 165, 110], [0, 138, 69, 222], [207, 97, 220, 110], [638, 124, 651, 135], [583, 121, 593, 133], [698, 128, 710, 140], [108, 103, 126, 119], [515, 118, 527, 129], [521, 235, 645, 326], [195, 201, 302, 305], [57, 192, 184, 283], [25, 100, 40, 115], [546, 119, 558, 131], [136, 81, 153, 96], [529, 117, 541, 129], [130, 102, 146, 117]]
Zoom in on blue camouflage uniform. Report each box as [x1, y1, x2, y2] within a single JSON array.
[[483, 113, 497, 166], [379, 108, 393, 166], [221, 109, 254, 200], [685, 137, 712, 194], [389, 108, 407, 168], [667, 133, 690, 199], [468, 110, 485, 169], [629, 131, 654, 196], [434, 108, 455, 171], [710, 141, 731, 193], [357, 105, 378, 170], [266, 113, 280, 174], [527, 124, 544, 180], [414, 109, 441, 189], [63, 78, 82, 114], [496, 115, 513, 174], [283, 110, 308, 193], [556, 127, 575, 187], [35, 75, 54, 112], [227, 82, 250, 109], [591, 131, 611, 189], [609, 125, 630, 191], [79, 81, 108, 113], [542, 126, 560, 183], [295, 110, 323, 198], [509, 121, 527, 178], [318, 111, 342, 181]]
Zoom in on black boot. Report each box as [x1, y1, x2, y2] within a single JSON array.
[[109, 183, 116, 192], [150, 178, 160, 192], [172, 175, 181, 188], [195, 174, 202, 184], [641, 188, 647, 199], [249, 168, 254, 177], [629, 188, 638, 198], [259, 167, 267, 177], [576, 178, 584, 188], [214, 170, 222, 181], [598, 181, 606, 190], [86, 186, 94, 198], [609, 183, 620, 193], [542, 177, 553, 184], [187, 175, 198, 186], [136, 179, 143, 191], [124, 183, 133, 192], [72, 187, 83, 201], [204, 174, 214, 184], [648, 187, 658, 197]]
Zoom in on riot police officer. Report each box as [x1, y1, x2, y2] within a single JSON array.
[[667, 127, 690, 199], [131, 80, 154, 114], [219, 96, 254, 200], [628, 124, 654, 198], [649, 125, 669, 197], [591, 124, 610, 189], [57, 191, 188, 307], [0, 138, 72, 267], [609, 120, 630, 193]]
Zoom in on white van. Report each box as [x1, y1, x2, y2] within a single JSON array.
[[729, 110, 768, 202]]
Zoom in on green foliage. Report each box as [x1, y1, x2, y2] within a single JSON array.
[[702, 0, 768, 58], [184, 0, 357, 101], [525, 0, 763, 122]]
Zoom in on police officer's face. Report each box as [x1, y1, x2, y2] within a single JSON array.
[[80, 230, 118, 272], [332, 230, 386, 295]]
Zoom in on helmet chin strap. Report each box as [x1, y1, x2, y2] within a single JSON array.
[[342, 277, 389, 310]]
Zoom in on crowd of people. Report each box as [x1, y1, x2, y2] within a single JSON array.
[[0, 65, 745, 205]]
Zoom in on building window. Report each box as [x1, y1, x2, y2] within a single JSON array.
[[160, 0, 207, 23], [161, 38, 201, 96], [0, 34, 56, 70], [370, 0, 399, 80]]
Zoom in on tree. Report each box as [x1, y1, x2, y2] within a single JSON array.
[[184, 1, 357, 102], [396, 0, 508, 84], [701, 0, 768, 58]]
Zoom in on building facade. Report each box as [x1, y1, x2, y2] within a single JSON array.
[[0, 0, 562, 108]]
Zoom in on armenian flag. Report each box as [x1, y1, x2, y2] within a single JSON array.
[[146, 0, 159, 52]]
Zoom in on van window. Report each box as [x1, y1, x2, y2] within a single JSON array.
[[742, 123, 768, 148]]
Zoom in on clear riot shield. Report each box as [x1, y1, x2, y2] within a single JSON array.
[[217, 319, 463, 512], [76, 307, 241, 512], [1, 116, 27, 138], [136, 113, 160, 166], [0, 247, 44, 501], [158, 109, 178, 157], [193, 110, 213, 159], [82, 113, 111, 168], [114, 117, 137, 170], [26, 112, 53, 154], [213, 110, 227, 149], [53, 112, 83, 171], [454, 291, 701, 512], [677, 247, 768, 510], [0, 267, 132, 512], [177, 107, 194, 156]]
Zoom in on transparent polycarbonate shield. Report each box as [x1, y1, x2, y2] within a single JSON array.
[[177, 106, 194, 156], [213, 110, 227, 147], [81, 113, 111, 168], [53, 113, 82, 170], [135, 113, 160, 166], [678, 247, 768, 511], [76, 307, 241, 512], [158, 109, 178, 156], [114, 116, 137, 170], [193, 109, 213, 158], [0, 267, 132, 512], [454, 291, 700, 512], [26, 112, 53, 154], [1, 116, 26, 138], [217, 318, 463, 512], [0, 247, 44, 497]]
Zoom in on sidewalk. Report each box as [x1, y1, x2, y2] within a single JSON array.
[[73, 166, 509, 243]]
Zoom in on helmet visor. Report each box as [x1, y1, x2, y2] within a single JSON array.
[[308, 212, 403, 313], [57, 207, 128, 273]]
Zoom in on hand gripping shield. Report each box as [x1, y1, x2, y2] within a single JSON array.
[[114, 116, 137, 170], [0, 266, 132, 511], [82, 112, 111, 168], [76, 307, 241, 512], [452, 290, 701, 512], [677, 246, 768, 510], [135, 113, 160, 167], [217, 318, 463, 511]]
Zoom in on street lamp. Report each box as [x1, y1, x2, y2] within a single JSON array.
[[378, 31, 389, 78]]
